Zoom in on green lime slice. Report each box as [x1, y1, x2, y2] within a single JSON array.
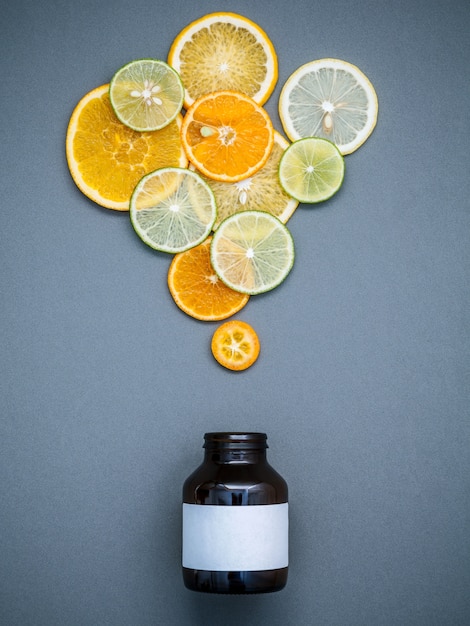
[[278, 137, 344, 203], [130, 167, 216, 253], [210, 210, 295, 295], [109, 59, 184, 131]]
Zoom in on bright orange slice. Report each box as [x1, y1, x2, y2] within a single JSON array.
[[168, 237, 249, 321], [211, 320, 260, 371], [180, 90, 274, 183], [66, 84, 187, 210]]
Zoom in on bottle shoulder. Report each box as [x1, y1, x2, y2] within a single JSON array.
[[183, 461, 288, 505]]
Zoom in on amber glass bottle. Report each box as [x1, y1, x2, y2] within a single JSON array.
[[182, 432, 288, 594]]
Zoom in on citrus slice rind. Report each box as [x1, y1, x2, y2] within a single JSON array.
[[66, 85, 187, 210], [211, 320, 260, 370], [168, 12, 278, 108], [279, 58, 378, 155], [210, 210, 295, 295], [181, 90, 274, 183], [278, 137, 345, 203], [190, 131, 299, 229], [109, 59, 184, 132], [168, 237, 250, 321], [130, 167, 216, 253]]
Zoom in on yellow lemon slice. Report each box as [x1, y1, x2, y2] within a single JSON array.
[[168, 12, 278, 108], [279, 58, 378, 154]]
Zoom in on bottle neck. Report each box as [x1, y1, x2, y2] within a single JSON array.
[[203, 432, 268, 465], [204, 449, 267, 464]]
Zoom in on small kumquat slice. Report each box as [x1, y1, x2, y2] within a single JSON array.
[[211, 320, 260, 370]]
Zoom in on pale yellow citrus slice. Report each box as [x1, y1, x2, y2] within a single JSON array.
[[66, 85, 187, 210], [279, 58, 378, 154], [211, 320, 260, 370], [191, 131, 299, 229], [168, 237, 249, 321], [181, 90, 274, 183], [168, 12, 278, 108]]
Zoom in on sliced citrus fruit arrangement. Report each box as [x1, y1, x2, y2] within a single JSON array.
[[181, 90, 274, 183], [279, 137, 345, 203], [168, 237, 250, 321], [109, 59, 184, 132], [168, 12, 278, 109], [279, 58, 378, 155], [66, 13, 381, 371], [192, 131, 299, 229], [211, 320, 260, 370], [210, 210, 295, 295], [130, 167, 216, 253], [66, 84, 187, 210]]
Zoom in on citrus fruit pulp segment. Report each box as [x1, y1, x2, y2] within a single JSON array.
[[130, 167, 216, 253], [210, 211, 295, 295], [181, 90, 274, 183], [168, 12, 278, 108], [192, 131, 299, 229], [168, 237, 250, 321], [66, 85, 187, 211], [109, 59, 184, 132], [211, 320, 260, 370], [279, 58, 378, 155], [279, 137, 345, 203]]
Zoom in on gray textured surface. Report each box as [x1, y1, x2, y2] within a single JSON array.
[[1, 0, 469, 624]]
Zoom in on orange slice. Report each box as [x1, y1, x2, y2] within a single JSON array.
[[180, 90, 274, 183], [168, 12, 278, 108], [66, 84, 187, 210], [168, 237, 249, 321], [211, 320, 260, 371]]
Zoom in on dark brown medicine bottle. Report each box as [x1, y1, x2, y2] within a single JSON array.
[[182, 432, 288, 594]]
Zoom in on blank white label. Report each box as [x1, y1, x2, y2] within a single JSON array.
[[182, 503, 288, 571]]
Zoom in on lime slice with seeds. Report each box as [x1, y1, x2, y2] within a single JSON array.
[[210, 210, 295, 295], [278, 137, 344, 203], [130, 167, 216, 253], [109, 59, 184, 131]]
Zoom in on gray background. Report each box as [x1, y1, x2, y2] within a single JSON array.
[[1, 0, 469, 624]]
